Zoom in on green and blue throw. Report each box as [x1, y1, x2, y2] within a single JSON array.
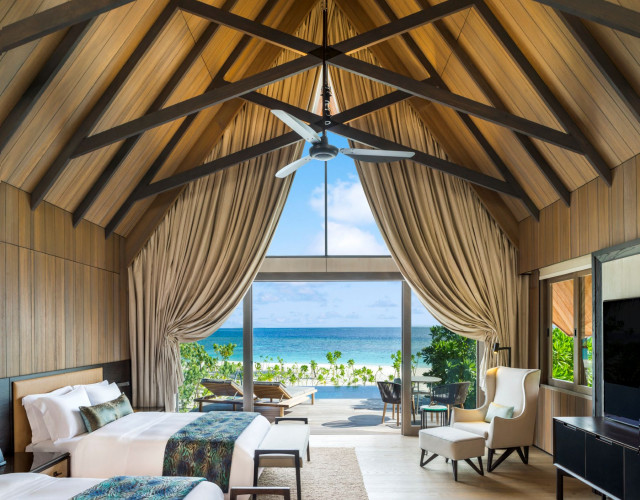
[[72, 476, 204, 499], [163, 411, 259, 492]]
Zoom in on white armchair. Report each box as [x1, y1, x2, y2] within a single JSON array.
[[450, 366, 540, 472]]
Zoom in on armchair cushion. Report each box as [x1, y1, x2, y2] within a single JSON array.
[[451, 421, 489, 439], [484, 402, 514, 423]]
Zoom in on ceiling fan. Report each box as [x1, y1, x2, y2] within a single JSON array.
[[271, 2, 414, 178]]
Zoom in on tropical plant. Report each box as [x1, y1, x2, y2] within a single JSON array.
[[418, 325, 477, 408], [552, 327, 574, 382], [178, 342, 217, 411]]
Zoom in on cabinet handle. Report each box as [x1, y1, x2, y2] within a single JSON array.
[[563, 423, 577, 431], [53, 471, 62, 477], [595, 435, 613, 445]]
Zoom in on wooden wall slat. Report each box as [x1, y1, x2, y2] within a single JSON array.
[[520, 152, 640, 273], [534, 385, 592, 454], [0, 182, 128, 376]]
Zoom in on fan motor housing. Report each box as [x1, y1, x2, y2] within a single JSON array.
[[310, 142, 339, 160]]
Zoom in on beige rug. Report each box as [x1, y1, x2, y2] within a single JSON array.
[[256, 447, 368, 500]]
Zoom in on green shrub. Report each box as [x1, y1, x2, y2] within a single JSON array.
[[552, 327, 574, 382]]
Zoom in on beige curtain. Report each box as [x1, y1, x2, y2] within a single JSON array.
[[129, 10, 322, 410], [328, 5, 528, 380]]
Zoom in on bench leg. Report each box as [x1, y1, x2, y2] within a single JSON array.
[[295, 462, 302, 500], [307, 444, 310, 462], [419, 450, 439, 467], [452, 460, 458, 481], [253, 459, 259, 500]]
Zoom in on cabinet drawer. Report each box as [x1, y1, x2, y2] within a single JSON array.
[[40, 459, 68, 478], [585, 434, 623, 499], [554, 420, 585, 476], [625, 447, 640, 500]]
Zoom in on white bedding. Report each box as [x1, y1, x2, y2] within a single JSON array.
[[27, 412, 270, 500], [0, 473, 223, 500]]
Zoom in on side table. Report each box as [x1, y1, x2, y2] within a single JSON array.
[[420, 404, 448, 429], [0, 451, 70, 477]]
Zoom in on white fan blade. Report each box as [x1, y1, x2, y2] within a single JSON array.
[[275, 156, 314, 178], [272, 110, 321, 144], [340, 148, 415, 163]]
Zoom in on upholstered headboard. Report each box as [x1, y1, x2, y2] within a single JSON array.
[[12, 368, 103, 452]]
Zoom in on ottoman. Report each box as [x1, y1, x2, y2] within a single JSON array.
[[419, 426, 485, 481]]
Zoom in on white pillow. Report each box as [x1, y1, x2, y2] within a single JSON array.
[[34, 386, 92, 442], [72, 380, 108, 391], [22, 386, 72, 444], [85, 382, 121, 406]]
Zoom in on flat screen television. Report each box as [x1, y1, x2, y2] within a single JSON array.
[[603, 297, 640, 427]]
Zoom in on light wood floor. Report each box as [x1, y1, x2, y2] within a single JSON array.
[[309, 434, 598, 499]]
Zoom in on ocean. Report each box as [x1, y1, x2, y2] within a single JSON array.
[[197, 326, 433, 368]]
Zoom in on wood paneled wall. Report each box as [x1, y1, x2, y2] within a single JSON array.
[[0, 182, 128, 379], [519, 152, 640, 273], [535, 385, 592, 454]]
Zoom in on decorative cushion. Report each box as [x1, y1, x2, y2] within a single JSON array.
[[419, 427, 485, 460], [79, 393, 133, 433], [33, 386, 92, 442], [22, 386, 72, 444], [484, 402, 514, 423], [84, 382, 121, 406]]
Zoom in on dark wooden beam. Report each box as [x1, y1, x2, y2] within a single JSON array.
[[559, 12, 640, 124], [532, 0, 640, 38], [0, 20, 91, 154], [135, 132, 301, 199], [329, 53, 581, 151], [104, 0, 278, 237], [474, 0, 612, 185], [30, 0, 180, 209], [74, 55, 321, 155], [332, 0, 474, 54], [0, 0, 134, 53], [374, 0, 539, 219], [425, 7, 571, 206], [331, 123, 518, 197], [179, 0, 317, 54], [72, 0, 240, 227]]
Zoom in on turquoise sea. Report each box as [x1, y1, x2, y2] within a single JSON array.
[[197, 326, 433, 368]]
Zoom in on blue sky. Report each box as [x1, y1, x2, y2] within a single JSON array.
[[220, 132, 440, 329]]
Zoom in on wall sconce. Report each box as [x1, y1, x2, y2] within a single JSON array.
[[493, 343, 511, 367]]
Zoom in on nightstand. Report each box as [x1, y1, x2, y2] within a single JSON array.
[[0, 452, 70, 477]]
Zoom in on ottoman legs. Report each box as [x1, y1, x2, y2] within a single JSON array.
[[420, 449, 439, 467], [420, 450, 484, 481]]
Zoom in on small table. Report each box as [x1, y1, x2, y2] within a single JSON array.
[[420, 404, 448, 429], [0, 451, 70, 477]]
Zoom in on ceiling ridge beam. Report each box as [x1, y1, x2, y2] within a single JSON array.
[[374, 0, 539, 219], [474, 0, 612, 185], [0, 0, 135, 53], [72, 0, 240, 227], [30, 0, 180, 210], [179, 0, 318, 54], [74, 54, 321, 156], [104, 0, 278, 238], [426, 10, 571, 206], [332, 0, 474, 54], [532, 0, 640, 39], [135, 132, 302, 199], [559, 12, 640, 125], [329, 53, 581, 151], [0, 19, 92, 155]]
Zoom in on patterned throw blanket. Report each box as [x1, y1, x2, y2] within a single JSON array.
[[163, 411, 259, 492], [73, 476, 204, 499]]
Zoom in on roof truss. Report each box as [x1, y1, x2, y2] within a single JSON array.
[[1, 0, 631, 239]]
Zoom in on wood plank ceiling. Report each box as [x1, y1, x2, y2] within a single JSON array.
[[0, 0, 639, 258]]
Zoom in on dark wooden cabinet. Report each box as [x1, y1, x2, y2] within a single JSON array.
[[554, 417, 640, 500]]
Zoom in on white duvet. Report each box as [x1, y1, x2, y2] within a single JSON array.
[[28, 412, 270, 500], [0, 473, 222, 500]]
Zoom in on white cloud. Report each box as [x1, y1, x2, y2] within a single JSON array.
[[310, 179, 378, 226], [326, 221, 388, 255]]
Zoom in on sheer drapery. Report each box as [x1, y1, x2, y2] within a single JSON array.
[[328, 5, 528, 382], [129, 12, 322, 410]]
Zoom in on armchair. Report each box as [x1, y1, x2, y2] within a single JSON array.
[[450, 367, 540, 472]]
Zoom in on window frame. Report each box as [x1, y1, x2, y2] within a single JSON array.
[[543, 269, 593, 395]]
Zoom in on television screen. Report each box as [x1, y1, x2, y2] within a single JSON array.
[[603, 297, 640, 427]]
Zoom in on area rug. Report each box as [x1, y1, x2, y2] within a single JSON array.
[[257, 447, 369, 500]]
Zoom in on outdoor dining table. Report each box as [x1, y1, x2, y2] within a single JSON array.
[[411, 375, 441, 423]]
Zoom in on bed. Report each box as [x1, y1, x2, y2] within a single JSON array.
[[0, 473, 223, 499], [13, 369, 272, 500]]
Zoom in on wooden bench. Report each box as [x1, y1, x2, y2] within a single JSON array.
[[254, 417, 310, 500]]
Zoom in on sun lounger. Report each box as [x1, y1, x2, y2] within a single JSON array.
[[196, 379, 248, 411], [253, 382, 317, 417]]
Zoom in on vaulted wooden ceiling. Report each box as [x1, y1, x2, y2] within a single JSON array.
[[0, 0, 639, 262]]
